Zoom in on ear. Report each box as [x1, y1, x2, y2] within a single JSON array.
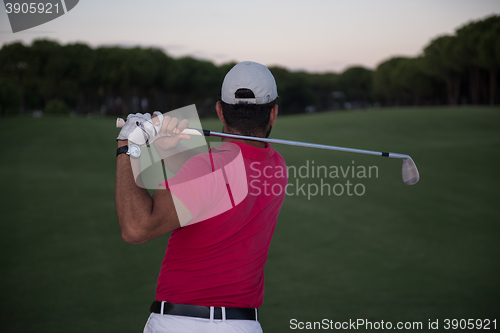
[[216, 101, 225, 124], [269, 104, 278, 126]]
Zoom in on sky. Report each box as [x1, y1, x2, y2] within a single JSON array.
[[1, 0, 499, 73]]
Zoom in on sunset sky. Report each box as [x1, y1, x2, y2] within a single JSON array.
[[1, 0, 499, 72]]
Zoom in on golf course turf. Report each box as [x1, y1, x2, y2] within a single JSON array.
[[1, 106, 499, 332]]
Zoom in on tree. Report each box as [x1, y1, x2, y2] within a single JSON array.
[[269, 66, 315, 114], [31, 39, 68, 105], [422, 35, 464, 105], [121, 47, 159, 113], [93, 47, 129, 114], [455, 15, 500, 104], [63, 43, 96, 113], [0, 41, 36, 113], [373, 57, 408, 105], [477, 19, 500, 104], [338, 66, 373, 105], [393, 57, 444, 105], [309, 72, 340, 111], [172, 57, 222, 116], [147, 48, 177, 112]]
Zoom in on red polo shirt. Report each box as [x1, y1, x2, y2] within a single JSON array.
[[156, 141, 287, 308]]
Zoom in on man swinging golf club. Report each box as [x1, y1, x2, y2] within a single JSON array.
[[115, 61, 287, 333]]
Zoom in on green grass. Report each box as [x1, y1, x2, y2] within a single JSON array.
[[1, 106, 499, 332]]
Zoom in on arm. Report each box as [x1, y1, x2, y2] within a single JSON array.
[[115, 140, 181, 244]]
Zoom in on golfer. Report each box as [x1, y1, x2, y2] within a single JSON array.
[[115, 61, 287, 333]]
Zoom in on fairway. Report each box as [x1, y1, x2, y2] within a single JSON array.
[[1, 106, 499, 332]]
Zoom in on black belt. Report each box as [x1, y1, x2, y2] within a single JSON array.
[[150, 301, 258, 321]]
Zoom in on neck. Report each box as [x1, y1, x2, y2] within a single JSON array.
[[222, 126, 267, 148]]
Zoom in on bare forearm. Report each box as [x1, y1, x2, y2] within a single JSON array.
[[115, 141, 154, 243]]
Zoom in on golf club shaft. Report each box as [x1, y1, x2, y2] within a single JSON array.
[[116, 118, 419, 185], [204, 129, 410, 160], [116, 118, 410, 160], [204, 129, 419, 186]]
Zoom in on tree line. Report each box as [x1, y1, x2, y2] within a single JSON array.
[[0, 15, 498, 116]]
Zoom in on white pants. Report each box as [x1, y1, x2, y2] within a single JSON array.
[[143, 313, 264, 333]]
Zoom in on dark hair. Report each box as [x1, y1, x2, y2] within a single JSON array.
[[220, 89, 276, 137]]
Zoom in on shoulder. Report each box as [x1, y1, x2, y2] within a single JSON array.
[[270, 147, 286, 167], [167, 152, 213, 187]]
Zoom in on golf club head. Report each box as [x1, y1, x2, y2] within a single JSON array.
[[402, 158, 419, 185]]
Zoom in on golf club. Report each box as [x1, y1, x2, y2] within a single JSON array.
[[116, 118, 420, 185]]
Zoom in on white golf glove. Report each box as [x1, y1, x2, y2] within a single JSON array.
[[117, 112, 164, 146]]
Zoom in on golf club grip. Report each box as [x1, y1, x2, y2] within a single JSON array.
[[115, 118, 209, 136]]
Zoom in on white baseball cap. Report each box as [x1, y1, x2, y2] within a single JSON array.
[[221, 61, 278, 105]]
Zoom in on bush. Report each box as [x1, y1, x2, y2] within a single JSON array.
[[44, 99, 70, 114]]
